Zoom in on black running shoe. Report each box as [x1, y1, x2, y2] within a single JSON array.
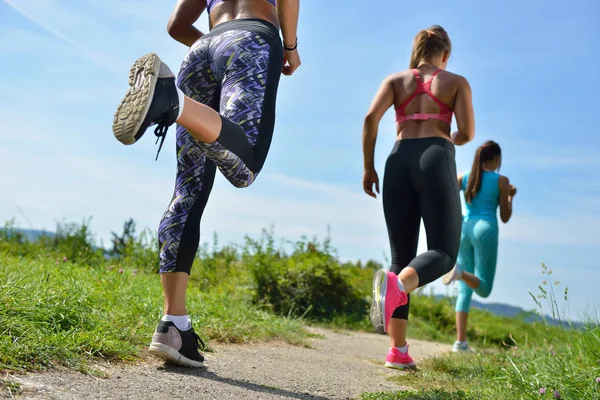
[[112, 52, 179, 159], [148, 320, 205, 368]]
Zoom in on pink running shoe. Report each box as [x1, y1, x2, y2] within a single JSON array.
[[370, 269, 408, 334], [385, 346, 416, 370]]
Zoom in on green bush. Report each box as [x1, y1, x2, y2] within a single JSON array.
[[244, 229, 369, 323], [0, 218, 104, 266], [189, 233, 249, 293], [52, 218, 105, 266], [108, 218, 160, 272]]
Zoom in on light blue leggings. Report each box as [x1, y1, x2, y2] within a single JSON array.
[[455, 219, 499, 313]]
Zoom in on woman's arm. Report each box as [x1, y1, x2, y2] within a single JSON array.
[[361, 76, 395, 198], [451, 76, 475, 146], [498, 175, 514, 223], [457, 172, 464, 191], [362, 76, 395, 171], [167, 0, 207, 47], [278, 0, 301, 76], [278, 0, 299, 49]]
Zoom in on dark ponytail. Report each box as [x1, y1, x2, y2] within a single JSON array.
[[409, 25, 452, 69], [465, 141, 502, 204]]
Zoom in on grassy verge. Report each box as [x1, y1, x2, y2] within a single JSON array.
[[360, 266, 600, 400], [361, 345, 600, 399], [0, 252, 306, 372], [2, 218, 598, 400], [0, 377, 21, 397]]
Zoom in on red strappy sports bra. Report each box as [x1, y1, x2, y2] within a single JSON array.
[[395, 69, 453, 125]]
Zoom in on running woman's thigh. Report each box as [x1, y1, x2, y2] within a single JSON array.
[[177, 36, 220, 105], [416, 140, 462, 263], [212, 27, 283, 167], [189, 25, 284, 188], [472, 220, 499, 280], [382, 149, 421, 274], [457, 226, 475, 274]]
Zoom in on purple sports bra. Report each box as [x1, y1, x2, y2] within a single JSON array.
[[207, 0, 276, 13]]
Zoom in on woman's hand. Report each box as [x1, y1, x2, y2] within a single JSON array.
[[282, 48, 301, 76], [509, 184, 517, 197], [363, 168, 380, 198]]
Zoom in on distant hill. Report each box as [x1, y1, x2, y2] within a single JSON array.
[[8, 228, 55, 241], [6, 228, 111, 258], [435, 295, 587, 329]]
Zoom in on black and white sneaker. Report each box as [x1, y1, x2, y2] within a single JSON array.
[[148, 320, 205, 368], [112, 52, 180, 159]]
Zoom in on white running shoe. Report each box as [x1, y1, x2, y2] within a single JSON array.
[[452, 341, 474, 353], [442, 264, 463, 285]]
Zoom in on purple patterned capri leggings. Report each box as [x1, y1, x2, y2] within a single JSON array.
[[158, 19, 283, 274]]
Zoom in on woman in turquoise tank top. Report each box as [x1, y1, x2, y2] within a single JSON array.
[[442, 140, 517, 352]]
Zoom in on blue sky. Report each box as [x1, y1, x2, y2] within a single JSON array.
[[1, 0, 598, 319]]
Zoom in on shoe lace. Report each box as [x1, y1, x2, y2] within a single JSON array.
[[193, 330, 206, 351], [153, 103, 178, 161], [153, 125, 168, 161]]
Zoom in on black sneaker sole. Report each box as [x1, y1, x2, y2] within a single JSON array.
[[112, 52, 162, 145], [148, 342, 205, 368]]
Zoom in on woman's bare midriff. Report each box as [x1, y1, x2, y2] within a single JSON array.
[[395, 121, 453, 143], [209, 0, 279, 30]]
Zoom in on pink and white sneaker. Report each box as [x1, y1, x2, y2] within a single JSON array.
[[370, 269, 408, 334], [385, 346, 416, 370]]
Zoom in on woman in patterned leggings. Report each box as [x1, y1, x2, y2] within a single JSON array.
[[111, 0, 301, 368], [442, 140, 517, 352]]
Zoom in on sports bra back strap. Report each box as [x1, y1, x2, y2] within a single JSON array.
[[427, 69, 442, 83], [411, 68, 421, 81]]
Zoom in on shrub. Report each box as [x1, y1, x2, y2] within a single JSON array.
[[244, 229, 369, 323], [52, 218, 104, 266], [0, 217, 104, 266]]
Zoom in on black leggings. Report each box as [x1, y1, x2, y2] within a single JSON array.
[[382, 137, 462, 320]]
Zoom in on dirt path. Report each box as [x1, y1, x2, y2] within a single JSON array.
[[4, 328, 451, 400]]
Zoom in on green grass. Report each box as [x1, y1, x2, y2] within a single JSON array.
[[335, 267, 571, 350], [407, 292, 566, 348], [0, 252, 306, 372], [361, 389, 474, 400], [360, 266, 600, 400], [0, 378, 21, 397], [2, 219, 599, 400], [361, 343, 600, 399]]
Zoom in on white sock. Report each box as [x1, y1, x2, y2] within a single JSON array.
[[175, 87, 185, 121], [162, 314, 191, 331], [455, 264, 463, 279], [396, 277, 405, 293], [394, 345, 408, 353]]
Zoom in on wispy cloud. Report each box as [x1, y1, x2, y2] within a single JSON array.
[[521, 155, 600, 169], [506, 138, 600, 170], [501, 214, 600, 247], [1, 0, 120, 74]]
